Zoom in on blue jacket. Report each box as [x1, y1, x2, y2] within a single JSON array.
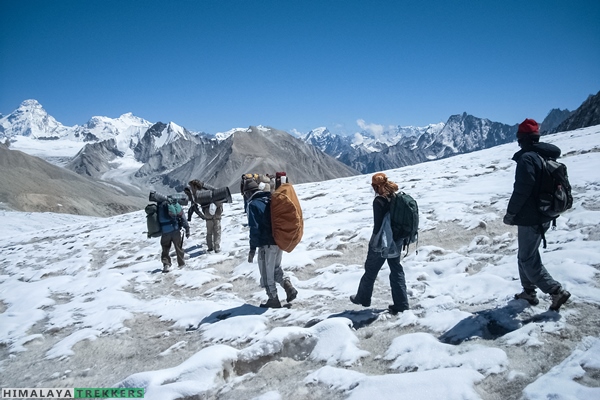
[[246, 191, 276, 250], [507, 142, 561, 226], [158, 201, 184, 234]]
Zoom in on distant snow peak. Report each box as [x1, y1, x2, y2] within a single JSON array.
[[0, 100, 156, 149], [304, 127, 335, 146], [307, 127, 330, 139], [0, 99, 70, 139], [149, 122, 186, 149], [256, 125, 270, 133], [167, 121, 185, 136], [73, 113, 153, 150], [348, 122, 446, 151], [215, 127, 248, 141], [20, 99, 42, 109]]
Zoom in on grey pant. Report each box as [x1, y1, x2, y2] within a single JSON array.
[[205, 218, 221, 251], [517, 223, 560, 294], [257, 245, 285, 298]]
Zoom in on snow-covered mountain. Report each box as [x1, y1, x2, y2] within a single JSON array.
[[3, 90, 598, 199], [351, 123, 446, 152], [160, 126, 358, 193], [214, 127, 247, 141], [303, 123, 446, 159], [72, 112, 153, 150], [0, 100, 72, 139], [300, 87, 596, 174], [433, 112, 516, 156], [302, 115, 515, 174], [0, 100, 155, 155], [303, 127, 356, 158]]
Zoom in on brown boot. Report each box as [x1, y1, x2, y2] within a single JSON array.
[[283, 279, 298, 302], [260, 295, 282, 308]]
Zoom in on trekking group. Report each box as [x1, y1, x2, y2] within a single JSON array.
[[146, 118, 573, 312]]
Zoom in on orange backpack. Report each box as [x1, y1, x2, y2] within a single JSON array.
[[270, 182, 303, 252]]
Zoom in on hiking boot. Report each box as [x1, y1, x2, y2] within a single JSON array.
[[162, 264, 171, 273], [514, 289, 539, 306], [350, 295, 370, 307], [549, 289, 571, 311], [388, 305, 406, 315], [283, 279, 298, 302], [260, 296, 282, 309]]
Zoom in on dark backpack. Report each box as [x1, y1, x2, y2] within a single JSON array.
[[145, 201, 181, 238], [537, 155, 573, 219], [389, 191, 419, 253], [536, 154, 573, 249], [145, 203, 162, 238]]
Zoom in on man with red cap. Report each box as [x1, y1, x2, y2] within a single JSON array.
[[503, 118, 571, 311]]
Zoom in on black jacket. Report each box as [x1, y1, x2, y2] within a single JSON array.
[[373, 195, 390, 236], [507, 142, 561, 226]]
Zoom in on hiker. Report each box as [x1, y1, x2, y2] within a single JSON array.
[[185, 180, 224, 253], [350, 172, 409, 315], [503, 118, 571, 311], [159, 195, 190, 273], [241, 173, 258, 212], [275, 171, 287, 189], [244, 179, 298, 308], [254, 174, 270, 192]]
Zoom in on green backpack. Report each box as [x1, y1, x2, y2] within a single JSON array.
[[167, 201, 183, 216], [389, 191, 419, 253]]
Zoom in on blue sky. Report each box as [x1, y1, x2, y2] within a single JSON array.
[[1, 0, 599, 136]]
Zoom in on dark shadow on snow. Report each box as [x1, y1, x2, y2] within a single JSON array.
[[148, 244, 205, 274], [305, 308, 388, 330], [439, 299, 563, 344], [184, 244, 202, 252], [184, 244, 205, 258], [188, 304, 268, 331]]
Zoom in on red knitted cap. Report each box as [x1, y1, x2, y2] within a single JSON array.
[[517, 118, 540, 135]]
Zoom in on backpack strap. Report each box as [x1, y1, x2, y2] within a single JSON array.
[[540, 224, 547, 249], [539, 219, 556, 249]]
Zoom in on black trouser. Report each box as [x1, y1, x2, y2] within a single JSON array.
[[355, 247, 409, 311]]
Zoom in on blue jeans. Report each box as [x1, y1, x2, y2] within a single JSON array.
[[355, 248, 409, 311]]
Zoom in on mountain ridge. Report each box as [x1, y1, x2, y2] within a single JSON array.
[[1, 90, 598, 215], [0, 143, 146, 216]]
